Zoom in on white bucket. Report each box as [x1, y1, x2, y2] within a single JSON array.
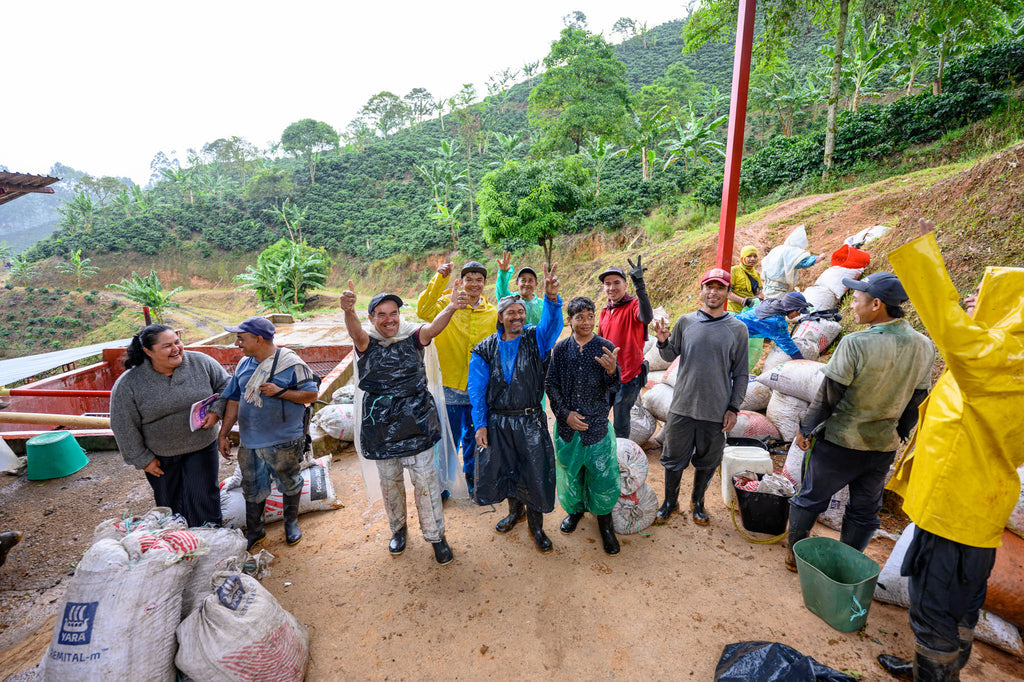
[[720, 445, 773, 507]]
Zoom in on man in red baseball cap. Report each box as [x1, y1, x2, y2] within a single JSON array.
[[651, 267, 749, 526], [596, 256, 654, 439]]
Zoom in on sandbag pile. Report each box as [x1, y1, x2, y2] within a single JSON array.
[[220, 455, 343, 529], [628, 405, 656, 446], [874, 523, 1024, 658], [312, 403, 355, 441], [41, 507, 307, 681], [611, 438, 658, 534]]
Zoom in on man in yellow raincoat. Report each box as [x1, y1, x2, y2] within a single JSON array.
[[417, 261, 497, 494], [877, 219, 1024, 681]]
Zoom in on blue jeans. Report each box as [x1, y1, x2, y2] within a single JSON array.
[[238, 437, 305, 503], [445, 403, 476, 477], [612, 373, 644, 439]]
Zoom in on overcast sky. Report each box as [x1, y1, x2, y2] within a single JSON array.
[[2, 1, 688, 186]]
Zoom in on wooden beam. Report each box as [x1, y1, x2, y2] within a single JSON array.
[[0, 184, 56, 195]]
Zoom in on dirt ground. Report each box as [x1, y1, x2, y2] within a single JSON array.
[[2, 443, 1022, 681]]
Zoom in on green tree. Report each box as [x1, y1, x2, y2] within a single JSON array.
[[476, 157, 591, 265], [894, 18, 931, 94], [847, 14, 896, 111], [107, 270, 183, 321], [623, 106, 670, 181], [280, 118, 340, 184], [58, 192, 98, 232], [344, 117, 375, 153], [661, 104, 728, 171], [55, 249, 99, 288], [404, 88, 436, 127], [489, 131, 526, 166], [581, 136, 620, 198], [360, 91, 409, 142], [243, 167, 295, 207], [234, 239, 329, 312], [612, 17, 637, 42], [528, 27, 633, 155], [8, 255, 38, 285]]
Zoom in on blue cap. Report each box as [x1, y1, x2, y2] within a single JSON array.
[[224, 316, 275, 339]]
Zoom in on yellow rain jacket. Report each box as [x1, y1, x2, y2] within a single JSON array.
[[416, 272, 497, 391], [887, 233, 1024, 548]]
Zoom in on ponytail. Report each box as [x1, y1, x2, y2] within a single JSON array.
[[123, 324, 174, 369]]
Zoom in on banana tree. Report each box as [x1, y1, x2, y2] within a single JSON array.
[[55, 249, 99, 288], [581, 136, 620, 198], [107, 270, 183, 321], [661, 104, 727, 172], [848, 14, 897, 111], [624, 106, 670, 182]]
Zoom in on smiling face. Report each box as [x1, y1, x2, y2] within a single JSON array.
[[462, 272, 486, 302], [234, 331, 265, 357], [370, 301, 401, 337], [849, 289, 884, 325], [700, 281, 729, 312], [569, 309, 596, 338], [602, 275, 627, 303], [517, 272, 537, 299], [499, 302, 527, 338], [144, 330, 184, 374]]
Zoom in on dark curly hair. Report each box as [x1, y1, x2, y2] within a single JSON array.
[[124, 324, 175, 369]]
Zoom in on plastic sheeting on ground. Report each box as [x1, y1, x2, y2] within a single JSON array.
[[714, 641, 857, 682]]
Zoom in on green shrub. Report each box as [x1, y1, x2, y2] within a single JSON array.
[[37, 287, 49, 294]]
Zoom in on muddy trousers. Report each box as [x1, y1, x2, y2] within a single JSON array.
[[377, 449, 445, 543], [146, 440, 221, 527], [903, 526, 996, 658]]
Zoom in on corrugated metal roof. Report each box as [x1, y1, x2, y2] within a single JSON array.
[[0, 170, 60, 206]]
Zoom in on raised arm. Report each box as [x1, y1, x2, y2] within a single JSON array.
[[495, 251, 513, 299], [536, 263, 564, 356], [628, 255, 654, 324], [420, 279, 469, 346], [416, 262, 453, 322], [340, 279, 370, 353]]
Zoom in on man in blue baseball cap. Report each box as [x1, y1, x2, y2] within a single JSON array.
[[785, 271, 935, 571], [219, 316, 319, 550]]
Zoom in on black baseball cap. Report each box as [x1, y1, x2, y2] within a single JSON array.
[[225, 316, 275, 339], [842, 272, 908, 306], [460, 261, 488, 278], [368, 293, 404, 315], [515, 266, 537, 281], [598, 266, 627, 283]]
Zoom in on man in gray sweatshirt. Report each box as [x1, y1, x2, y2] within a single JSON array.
[[652, 268, 749, 526]]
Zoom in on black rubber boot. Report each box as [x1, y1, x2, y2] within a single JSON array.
[[245, 501, 266, 551], [839, 518, 876, 552], [0, 531, 22, 567], [597, 514, 620, 556], [786, 505, 819, 572], [560, 512, 584, 534], [283, 494, 302, 545], [914, 645, 960, 682], [432, 536, 454, 565], [654, 468, 683, 524], [389, 526, 407, 555], [526, 507, 552, 554], [690, 467, 716, 526], [956, 628, 974, 672], [876, 654, 914, 681], [495, 498, 526, 534], [465, 471, 475, 497]]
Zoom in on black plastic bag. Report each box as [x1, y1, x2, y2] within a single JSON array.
[[714, 641, 857, 682]]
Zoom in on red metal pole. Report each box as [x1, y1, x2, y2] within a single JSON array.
[[716, 0, 758, 270], [2, 389, 111, 397]]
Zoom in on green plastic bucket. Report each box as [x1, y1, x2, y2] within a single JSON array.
[[793, 536, 880, 632], [26, 431, 89, 481]]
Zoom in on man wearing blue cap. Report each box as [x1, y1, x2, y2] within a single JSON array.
[[218, 317, 319, 550], [785, 272, 934, 571], [735, 291, 811, 360]]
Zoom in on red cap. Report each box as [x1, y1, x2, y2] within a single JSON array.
[[700, 268, 731, 287]]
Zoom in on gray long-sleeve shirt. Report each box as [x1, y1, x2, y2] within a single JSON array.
[[658, 309, 749, 422], [109, 351, 230, 468]]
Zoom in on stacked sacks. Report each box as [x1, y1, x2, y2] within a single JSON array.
[[611, 438, 659, 534], [740, 380, 772, 412], [793, 318, 843, 355], [628, 405, 657, 446], [176, 572, 309, 682], [641, 383, 673, 423], [766, 392, 810, 442], [220, 455, 343, 529], [40, 526, 203, 680]]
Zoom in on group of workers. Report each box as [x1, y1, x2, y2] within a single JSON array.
[[96, 216, 1021, 682]]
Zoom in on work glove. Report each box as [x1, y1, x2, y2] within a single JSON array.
[[627, 255, 646, 286]]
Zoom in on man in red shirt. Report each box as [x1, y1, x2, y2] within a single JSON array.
[[597, 257, 654, 439]]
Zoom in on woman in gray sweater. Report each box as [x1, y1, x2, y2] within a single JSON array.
[[110, 324, 229, 526]]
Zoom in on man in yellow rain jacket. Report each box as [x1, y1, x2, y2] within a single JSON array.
[[877, 219, 1024, 681], [417, 261, 497, 494]]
